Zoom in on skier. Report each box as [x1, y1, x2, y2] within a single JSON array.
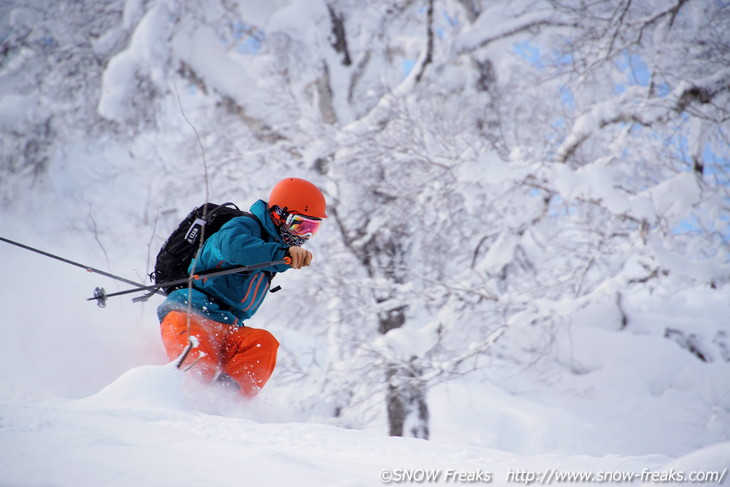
[[157, 177, 326, 398]]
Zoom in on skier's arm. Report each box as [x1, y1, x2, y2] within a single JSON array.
[[204, 218, 291, 272]]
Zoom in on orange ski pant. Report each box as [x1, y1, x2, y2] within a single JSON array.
[[160, 310, 279, 398]]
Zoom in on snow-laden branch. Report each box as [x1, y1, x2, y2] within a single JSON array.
[[98, 4, 172, 124], [672, 69, 730, 118], [455, 9, 577, 55], [557, 65, 730, 165]]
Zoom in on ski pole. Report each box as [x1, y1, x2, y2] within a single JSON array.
[[0, 235, 146, 289], [88, 258, 290, 306]]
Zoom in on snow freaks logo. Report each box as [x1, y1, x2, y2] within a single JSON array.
[[380, 468, 492, 484]]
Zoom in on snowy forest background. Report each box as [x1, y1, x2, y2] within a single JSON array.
[[1, 0, 729, 465]]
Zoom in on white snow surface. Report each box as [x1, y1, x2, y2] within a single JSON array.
[[2, 361, 726, 487]]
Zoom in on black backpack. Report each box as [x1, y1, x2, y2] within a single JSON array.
[[152, 202, 260, 294]]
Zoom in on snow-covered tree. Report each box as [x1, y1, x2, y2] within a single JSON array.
[[305, 0, 730, 437]]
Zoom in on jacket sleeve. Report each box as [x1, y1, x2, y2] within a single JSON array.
[[201, 217, 291, 273]]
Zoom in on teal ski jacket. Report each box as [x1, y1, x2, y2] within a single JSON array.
[[157, 199, 292, 326]]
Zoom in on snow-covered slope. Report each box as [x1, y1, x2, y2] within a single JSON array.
[[2, 362, 727, 487]]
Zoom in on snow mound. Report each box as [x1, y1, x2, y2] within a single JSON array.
[[67, 364, 187, 413], [640, 442, 730, 486]]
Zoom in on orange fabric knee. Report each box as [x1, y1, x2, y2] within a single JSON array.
[[223, 327, 279, 398], [160, 311, 224, 382]]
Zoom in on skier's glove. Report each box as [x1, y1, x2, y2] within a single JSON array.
[[287, 247, 313, 269]]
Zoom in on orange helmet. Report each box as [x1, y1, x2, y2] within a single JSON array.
[[268, 177, 327, 218]]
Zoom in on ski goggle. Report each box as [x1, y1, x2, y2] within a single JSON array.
[[285, 213, 322, 238]]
